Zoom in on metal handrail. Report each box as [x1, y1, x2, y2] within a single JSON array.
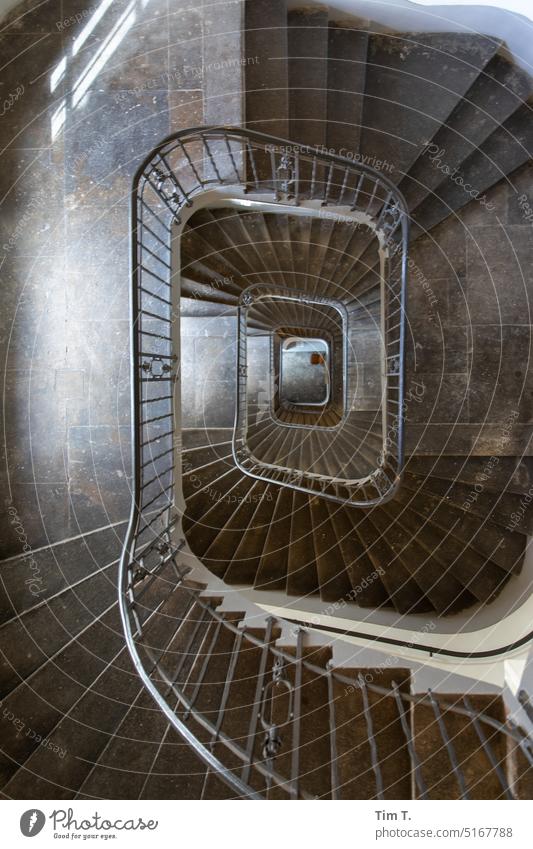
[[126, 124, 410, 624], [119, 126, 531, 798], [119, 560, 532, 799]]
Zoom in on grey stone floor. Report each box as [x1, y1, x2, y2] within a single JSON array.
[[0, 0, 242, 557]]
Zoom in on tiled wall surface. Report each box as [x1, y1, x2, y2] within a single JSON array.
[[0, 0, 243, 558]]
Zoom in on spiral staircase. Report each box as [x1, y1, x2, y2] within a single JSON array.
[[180, 204, 525, 614], [1, 0, 533, 800]]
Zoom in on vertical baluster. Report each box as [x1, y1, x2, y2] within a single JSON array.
[[310, 156, 317, 198], [323, 161, 335, 206], [428, 690, 470, 799], [364, 178, 380, 215], [391, 682, 428, 799], [241, 618, 275, 785], [358, 673, 384, 799], [201, 134, 222, 183], [223, 133, 241, 182], [338, 166, 351, 206], [350, 173, 365, 211]]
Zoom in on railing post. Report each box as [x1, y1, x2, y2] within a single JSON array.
[[327, 661, 340, 800], [121, 126, 413, 800], [429, 690, 470, 800], [290, 628, 304, 799]]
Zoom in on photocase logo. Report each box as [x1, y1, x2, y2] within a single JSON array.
[[20, 810, 46, 837]]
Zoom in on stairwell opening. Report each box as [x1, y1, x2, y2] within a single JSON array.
[[279, 336, 330, 407]]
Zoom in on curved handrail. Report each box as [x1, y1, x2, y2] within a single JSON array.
[[120, 126, 531, 798], [119, 565, 532, 800]]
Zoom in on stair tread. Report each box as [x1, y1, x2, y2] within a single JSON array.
[[394, 484, 525, 573], [404, 471, 533, 535], [372, 504, 473, 615], [360, 32, 498, 182], [350, 513, 433, 615], [224, 486, 278, 584]]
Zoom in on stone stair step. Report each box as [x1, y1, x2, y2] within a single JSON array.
[[245, 0, 289, 139], [403, 472, 533, 535], [411, 101, 533, 232], [326, 503, 389, 608], [287, 491, 320, 598], [382, 500, 509, 606], [393, 485, 525, 574], [202, 481, 272, 580], [254, 487, 294, 592], [223, 485, 278, 585], [360, 32, 498, 182], [184, 473, 261, 570], [311, 497, 354, 603], [373, 503, 473, 615], [353, 514, 433, 615]]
